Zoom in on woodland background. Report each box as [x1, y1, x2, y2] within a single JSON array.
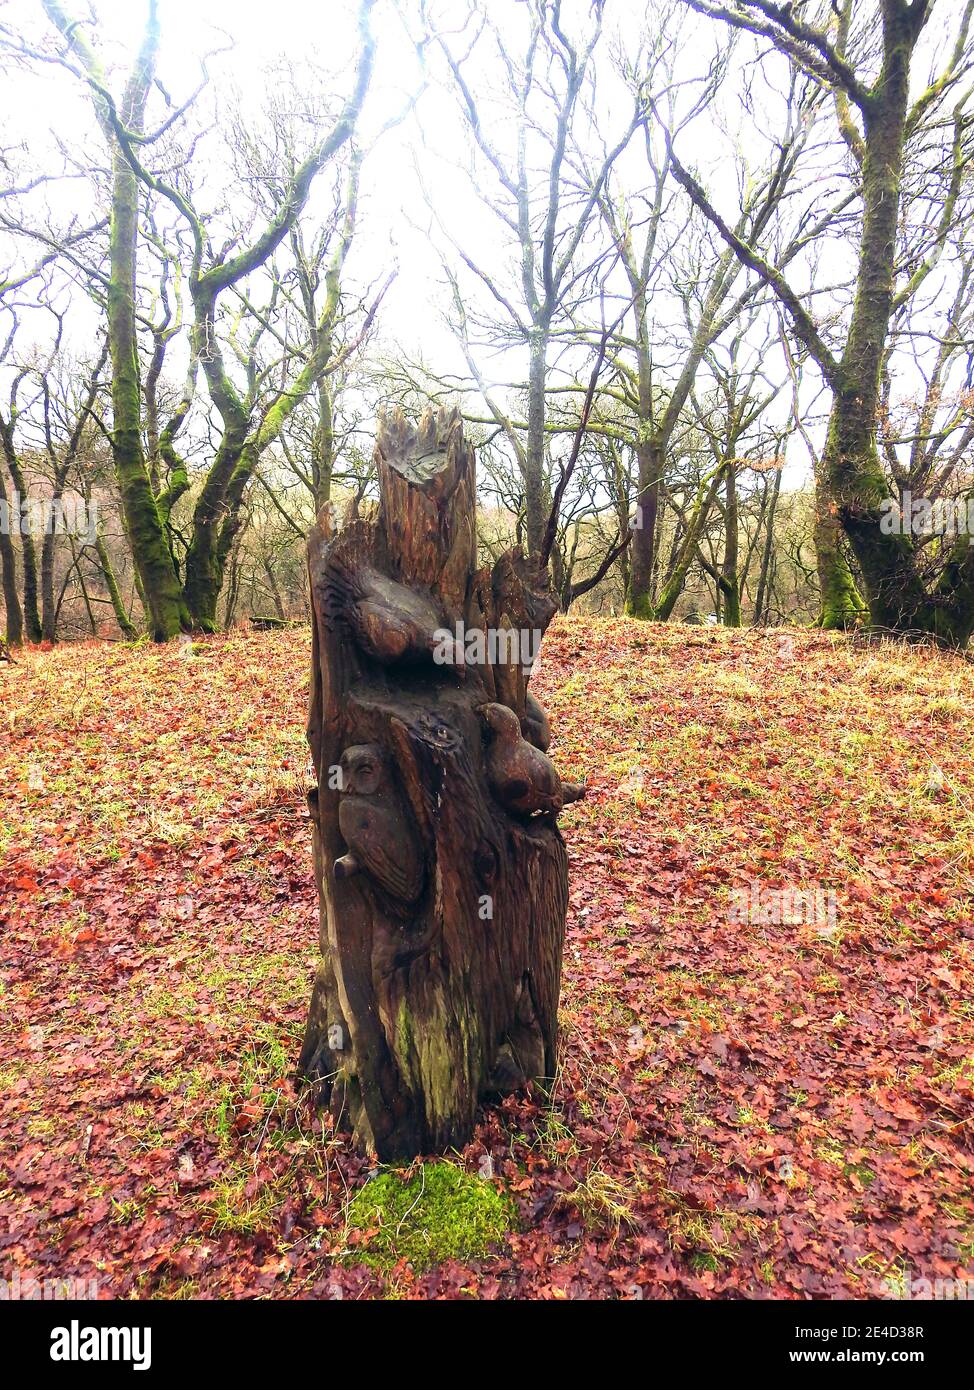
[[1, 0, 971, 646]]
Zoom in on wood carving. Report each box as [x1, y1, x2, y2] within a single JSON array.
[[297, 406, 583, 1161]]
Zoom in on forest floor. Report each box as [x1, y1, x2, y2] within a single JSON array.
[[1, 620, 973, 1300]]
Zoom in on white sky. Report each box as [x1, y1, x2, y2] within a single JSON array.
[[1, 0, 969, 497]]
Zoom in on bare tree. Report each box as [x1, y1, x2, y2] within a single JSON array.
[[670, 0, 974, 643], [423, 0, 640, 560], [37, 0, 377, 635]]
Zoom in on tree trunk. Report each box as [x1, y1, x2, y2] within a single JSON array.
[[0, 446, 42, 642], [182, 304, 249, 632], [625, 308, 660, 619], [720, 461, 741, 626], [524, 328, 549, 563], [652, 467, 723, 621], [314, 378, 335, 511], [94, 533, 138, 640], [0, 466, 24, 645], [298, 407, 581, 1161], [627, 438, 662, 618], [753, 467, 782, 624], [814, 12, 956, 638], [40, 492, 64, 643], [104, 70, 189, 641], [813, 464, 866, 629]]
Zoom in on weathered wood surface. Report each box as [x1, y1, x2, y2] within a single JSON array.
[[298, 407, 582, 1160]]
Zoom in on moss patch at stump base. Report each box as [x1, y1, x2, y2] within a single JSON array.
[[343, 1163, 516, 1273]]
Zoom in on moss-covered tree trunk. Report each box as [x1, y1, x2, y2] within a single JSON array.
[[0, 432, 41, 642], [819, 12, 932, 635], [94, 532, 138, 640], [44, 0, 188, 642], [0, 465, 24, 646], [650, 465, 724, 622], [753, 465, 782, 624], [813, 468, 866, 629], [107, 142, 190, 641], [181, 307, 249, 633], [298, 407, 580, 1161], [720, 460, 741, 626]]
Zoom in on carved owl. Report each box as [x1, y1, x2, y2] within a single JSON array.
[[334, 744, 425, 904]]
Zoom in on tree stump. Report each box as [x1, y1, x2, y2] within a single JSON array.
[[297, 406, 583, 1162]]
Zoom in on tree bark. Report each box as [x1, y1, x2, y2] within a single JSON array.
[[651, 466, 724, 621], [94, 532, 138, 640], [0, 438, 41, 642], [627, 441, 662, 618], [0, 465, 24, 645], [720, 461, 741, 626], [813, 466, 866, 629], [753, 467, 782, 624], [107, 130, 191, 642], [524, 328, 550, 562], [42, 0, 190, 640], [298, 407, 581, 1160], [819, 10, 931, 632]]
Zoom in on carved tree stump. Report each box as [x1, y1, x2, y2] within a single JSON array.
[[297, 407, 583, 1161]]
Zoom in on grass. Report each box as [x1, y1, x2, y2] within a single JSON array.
[[2, 619, 974, 1298], [342, 1164, 516, 1273]]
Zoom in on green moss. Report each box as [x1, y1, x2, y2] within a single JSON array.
[[625, 590, 655, 620], [343, 1163, 516, 1273]]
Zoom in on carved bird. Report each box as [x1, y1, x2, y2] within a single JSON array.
[[480, 703, 585, 818], [334, 744, 425, 904], [339, 563, 464, 671]]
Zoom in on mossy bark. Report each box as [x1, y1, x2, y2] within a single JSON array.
[[820, 24, 927, 632], [0, 465, 23, 646], [648, 466, 724, 622], [0, 442, 41, 642], [720, 461, 741, 627], [94, 533, 138, 640], [44, 0, 188, 641], [107, 150, 190, 643], [813, 479, 866, 629]]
